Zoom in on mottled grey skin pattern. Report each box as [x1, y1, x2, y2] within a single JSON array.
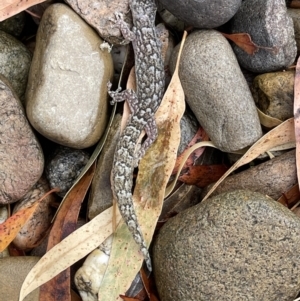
[[108, 0, 165, 271]]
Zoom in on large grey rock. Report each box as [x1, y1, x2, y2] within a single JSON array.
[[26, 4, 113, 149], [171, 30, 262, 152], [0, 75, 44, 205], [158, 0, 242, 28], [153, 190, 300, 301], [0, 30, 31, 101], [231, 0, 297, 73]]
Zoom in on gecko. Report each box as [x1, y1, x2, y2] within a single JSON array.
[[107, 0, 165, 271]]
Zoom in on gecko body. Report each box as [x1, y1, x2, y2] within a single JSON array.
[[108, 0, 165, 271]]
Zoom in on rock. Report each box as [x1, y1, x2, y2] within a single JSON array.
[[0, 12, 25, 37], [0, 256, 40, 301], [153, 190, 300, 301], [230, 0, 297, 73], [158, 0, 242, 29], [157, 6, 185, 32], [64, 0, 130, 44], [288, 8, 300, 52], [12, 177, 55, 250], [251, 71, 294, 121], [0, 256, 81, 301], [0, 76, 44, 205], [171, 30, 262, 152], [178, 111, 199, 154], [46, 146, 90, 197], [0, 30, 31, 101], [75, 236, 112, 301], [26, 3, 113, 149], [201, 149, 297, 200]]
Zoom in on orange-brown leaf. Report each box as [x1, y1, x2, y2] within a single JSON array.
[[179, 164, 228, 187], [0, 0, 47, 21], [221, 32, 277, 55], [39, 163, 95, 301], [0, 189, 58, 252], [172, 127, 209, 175], [289, 1, 300, 8], [277, 184, 300, 207]]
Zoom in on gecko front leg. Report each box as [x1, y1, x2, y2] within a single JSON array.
[[109, 12, 135, 43]]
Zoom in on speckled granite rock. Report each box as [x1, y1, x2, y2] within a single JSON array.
[[158, 0, 242, 28], [26, 3, 113, 149], [0, 75, 44, 205], [46, 146, 89, 197], [251, 71, 294, 121], [0, 30, 31, 101], [231, 0, 297, 73], [153, 190, 300, 301], [0, 12, 25, 37], [171, 30, 262, 152]]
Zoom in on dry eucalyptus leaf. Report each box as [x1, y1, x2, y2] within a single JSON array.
[[97, 31, 187, 301], [294, 56, 300, 194], [257, 107, 283, 128], [0, 0, 46, 21], [19, 207, 122, 301], [202, 118, 295, 202]]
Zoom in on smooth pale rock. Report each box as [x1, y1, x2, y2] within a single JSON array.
[[0, 76, 44, 205], [13, 177, 55, 250], [171, 30, 262, 152], [26, 3, 113, 149], [251, 71, 294, 120], [158, 0, 242, 28], [231, 0, 297, 73], [201, 149, 297, 200], [153, 190, 300, 301], [75, 236, 113, 301], [46, 146, 90, 197], [0, 30, 31, 101]]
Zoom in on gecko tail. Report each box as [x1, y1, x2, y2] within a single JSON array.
[[127, 218, 152, 271]]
